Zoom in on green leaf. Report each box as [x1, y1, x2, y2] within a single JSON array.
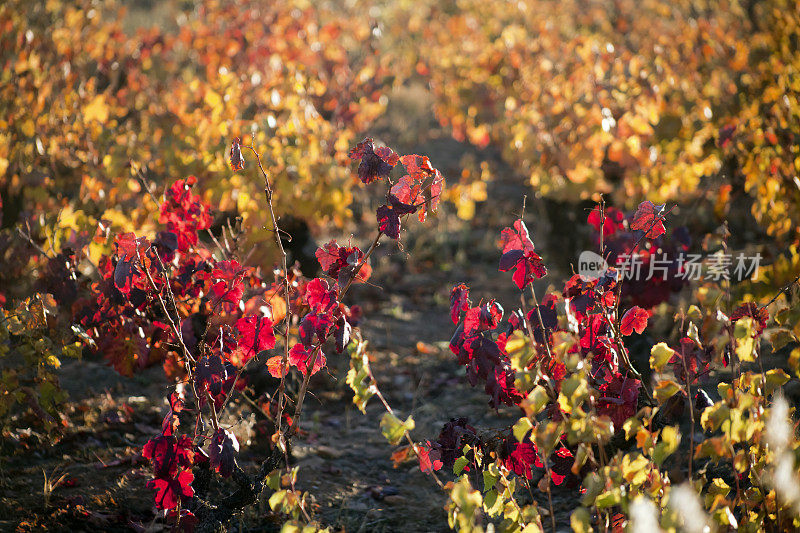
[[650, 342, 675, 372], [712, 506, 738, 528], [654, 379, 682, 403], [512, 417, 533, 442], [346, 341, 375, 413], [734, 318, 756, 362], [653, 426, 680, 466], [453, 456, 469, 475], [482, 470, 498, 492], [701, 401, 730, 432], [558, 371, 590, 414], [570, 507, 593, 533], [269, 490, 287, 512], [483, 489, 503, 516], [580, 472, 603, 507], [686, 305, 703, 322], [380, 412, 414, 445], [764, 368, 790, 395], [266, 469, 282, 490], [594, 490, 621, 510], [535, 420, 563, 455], [765, 328, 797, 353], [708, 478, 731, 498]]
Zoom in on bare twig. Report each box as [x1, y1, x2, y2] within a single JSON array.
[[764, 273, 800, 308], [242, 144, 293, 449]]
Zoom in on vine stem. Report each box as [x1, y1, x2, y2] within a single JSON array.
[[763, 273, 800, 308], [524, 283, 556, 532], [138, 248, 214, 430], [245, 142, 389, 444], [677, 315, 694, 481], [243, 145, 293, 449], [538, 449, 557, 533], [138, 251, 193, 364], [607, 204, 677, 406], [518, 291, 557, 400], [528, 284, 554, 363], [243, 145, 316, 522]]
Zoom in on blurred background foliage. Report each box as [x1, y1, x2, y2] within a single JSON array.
[[1, 0, 799, 301], [379, 0, 800, 297], [1, 0, 395, 301]]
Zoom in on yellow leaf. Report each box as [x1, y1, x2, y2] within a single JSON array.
[[650, 342, 675, 372], [21, 119, 35, 137], [84, 95, 109, 123], [733, 318, 756, 362], [204, 90, 223, 113], [621, 453, 650, 485], [504, 336, 526, 354], [520, 385, 550, 417], [512, 417, 533, 442]]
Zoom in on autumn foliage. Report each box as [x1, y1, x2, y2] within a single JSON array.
[[411, 201, 800, 532], [3, 0, 800, 531]]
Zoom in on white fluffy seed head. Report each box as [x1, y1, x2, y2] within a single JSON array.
[[629, 496, 661, 532], [669, 484, 710, 533], [766, 394, 792, 455], [772, 454, 800, 515]]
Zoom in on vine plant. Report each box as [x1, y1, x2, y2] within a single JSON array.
[[22, 132, 800, 532], [390, 197, 800, 532], [70, 136, 445, 531]]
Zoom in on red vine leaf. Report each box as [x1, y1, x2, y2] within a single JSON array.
[[620, 306, 649, 336], [499, 249, 547, 289], [630, 201, 666, 238], [587, 206, 625, 238], [288, 343, 326, 376], [265, 355, 288, 378], [305, 278, 338, 314], [503, 441, 542, 480], [730, 303, 769, 335], [670, 337, 713, 384], [550, 447, 575, 486], [209, 428, 239, 478], [450, 283, 470, 324], [161, 393, 185, 436], [143, 435, 195, 479], [349, 138, 399, 184], [298, 312, 334, 347], [376, 194, 418, 239], [499, 219, 535, 254], [597, 374, 641, 431], [463, 300, 503, 336], [315, 240, 371, 287], [417, 443, 443, 473], [146, 470, 194, 510], [236, 315, 276, 361]]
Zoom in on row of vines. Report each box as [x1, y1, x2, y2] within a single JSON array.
[[2, 0, 800, 531]]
